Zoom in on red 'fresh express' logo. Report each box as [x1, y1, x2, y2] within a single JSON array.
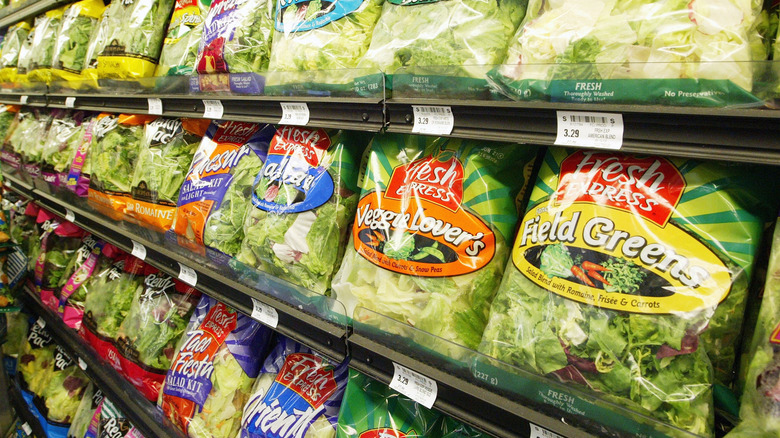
[[386, 153, 464, 212], [359, 429, 410, 438], [212, 121, 259, 145], [275, 353, 337, 408], [556, 151, 684, 226], [270, 126, 330, 167]]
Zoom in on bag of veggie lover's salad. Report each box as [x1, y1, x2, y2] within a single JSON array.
[[728, 214, 780, 437], [81, 255, 147, 373], [0, 22, 31, 82], [28, 7, 67, 83], [160, 295, 274, 438], [239, 336, 349, 438], [116, 266, 200, 401], [35, 209, 87, 306], [479, 149, 776, 436], [41, 345, 91, 425], [265, 0, 384, 93], [67, 116, 97, 197], [335, 370, 488, 438], [68, 384, 102, 438], [18, 319, 56, 397], [357, 0, 526, 96], [156, 0, 211, 77], [127, 118, 209, 230], [173, 120, 275, 257], [88, 114, 157, 219], [331, 134, 538, 353], [51, 0, 106, 83], [97, 0, 176, 79], [41, 111, 90, 187], [488, 0, 768, 106], [236, 127, 370, 294]]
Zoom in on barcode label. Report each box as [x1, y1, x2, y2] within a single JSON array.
[[19, 95, 28, 104], [65, 97, 76, 108], [412, 105, 454, 136], [147, 98, 163, 115], [530, 424, 564, 438], [250, 298, 279, 328], [202, 100, 224, 119], [21, 423, 32, 435], [131, 240, 146, 261], [555, 111, 624, 150], [279, 102, 310, 126], [389, 363, 438, 409], [78, 357, 87, 370], [65, 208, 75, 222], [178, 262, 197, 287]]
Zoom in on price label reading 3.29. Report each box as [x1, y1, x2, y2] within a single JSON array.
[[412, 105, 454, 136], [555, 111, 624, 150], [389, 362, 438, 409]]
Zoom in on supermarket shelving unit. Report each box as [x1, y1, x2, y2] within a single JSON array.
[[0, 0, 68, 28]]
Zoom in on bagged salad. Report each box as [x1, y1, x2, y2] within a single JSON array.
[[2, 311, 30, 375], [266, 0, 384, 92], [9, 201, 40, 268], [34, 209, 87, 307], [0, 247, 30, 310], [2, 109, 35, 169], [40, 110, 89, 187], [0, 22, 31, 82], [479, 149, 776, 436], [173, 120, 275, 256], [160, 295, 274, 438], [97, 0, 176, 79], [97, 398, 146, 438], [28, 7, 67, 83], [156, 0, 211, 77], [5, 108, 53, 174], [236, 127, 370, 294], [127, 118, 208, 230], [239, 336, 349, 438], [116, 266, 200, 401], [80, 6, 111, 86], [15, 23, 37, 82], [51, 0, 106, 82], [42, 345, 90, 424], [67, 384, 103, 438], [331, 134, 538, 353], [21, 109, 58, 177], [18, 319, 56, 397], [0, 105, 20, 142], [67, 116, 98, 197], [489, 0, 769, 106]]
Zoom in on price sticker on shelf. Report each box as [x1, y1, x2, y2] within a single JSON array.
[[131, 240, 146, 260], [78, 357, 88, 371], [555, 111, 624, 150], [178, 262, 197, 287], [389, 362, 437, 409], [21, 423, 32, 435], [36, 317, 45, 329], [529, 424, 564, 438], [147, 98, 163, 115], [411, 105, 454, 136], [65, 97, 76, 108], [250, 298, 279, 328], [19, 95, 28, 105], [202, 99, 224, 119], [65, 208, 75, 222], [279, 102, 310, 126], [5, 180, 11, 189]]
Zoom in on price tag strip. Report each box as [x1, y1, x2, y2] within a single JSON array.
[[279, 102, 310, 126], [178, 262, 197, 287], [202, 100, 224, 119], [555, 111, 624, 150], [65, 208, 75, 223], [411, 105, 454, 136], [147, 98, 163, 115], [65, 97, 76, 108], [389, 362, 438, 409], [250, 298, 279, 329], [131, 240, 146, 260]]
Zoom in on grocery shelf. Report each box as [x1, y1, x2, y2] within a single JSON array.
[[0, 0, 68, 29], [19, 287, 188, 438], [385, 98, 780, 165], [0, 90, 47, 107]]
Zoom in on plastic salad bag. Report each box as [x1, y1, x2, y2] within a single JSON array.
[[97, 0, 176, 79], [155, 0, 211, 77], [51, 0, 106, 82], [2, 311, 30, 376], [0, 105, 20, 143], [358, 0, 526, 95], [80, 6, 111, 85], [88, 114, 156, 218], [239, 336, 349, 438], [335, 370, 487, 438], [15, 23, 36, 82], [40, 110, 89, 187], [18, 319, 56, 397], [160, 295, 274, 438], [67, 116, 97, 197], [3, 109, 36, 169], [20, 109, 57, 177], [9, 201, 39, 267], [128, 118, 209, 230], [6, 109, 53, 174], [489, 0, 770, 106], [479, 149, 776, 436], [173, 120, 275, 256], [42, 345, 90, 424], [96, 398, 146, 438], [67, 385, 103, 438], [0, 22, 31, 82], [266, 0, 384, 92], [34, 209, 86, 308], [236, 127, 370, 294], [331, 134, 538, 353], [28, 7, 67, 83]]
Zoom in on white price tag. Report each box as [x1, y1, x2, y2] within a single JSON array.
[[21, 423, 32, 435], [36, 318, 45, 328], [250, 298, 279, 328], [78, 357, 87, 370], [147, 98, 163, 115], [65, 97, 76, 108], [178, 262, 197, 287], [5, 180, 11, 188], [279, 102, 310, 126], [411, 105, 454, 136], [389, 362, 437, 409], [131, 240, 146, 260], [65, 208, 75, 222], [19, 95, 28, 104], [555, 111, 624, 150], [202, 100, 224, 119], [529, 424, 564, 438]]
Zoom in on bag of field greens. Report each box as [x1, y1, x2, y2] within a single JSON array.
[[266, 0, 384, 91], [239, 336, 349, 438], [160, 295, 274, 438], [67, 385, 103, 438], [88, 114, 157, 218], [127, 118, 209, 230], [236, 127, 370, 294], [156, 0, 212, 77], [67, 116, 98, 197], [42, 345, 90, 424], [40, 111, 89, 187], [116, 266, 200, 401], [97, 0, 176, 79], [335, 370, 487, 438], [80, 6, 111, 85], [18, 319, 56, 397], [331, 134, 538, 352], [34, 209, 87, 308], [51, 0, 106, 82], [479, 149, 776, 436], [0, 22, 31, 82], [728, 214, 780, 437], [173, 120, 275, 256], [27, 7, 67, 83]]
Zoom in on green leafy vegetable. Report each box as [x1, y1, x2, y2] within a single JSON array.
[[540, 243, 574, 279], [52, 0, 105, 74], [90, 115, 146, 193], [42, 346, 89, 423], [83, 258, 145, 340], [41, 112, 89, 173], [0, 22, 31, 70], [156, 0, 211, 76], [602, 258, 647, 295]]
